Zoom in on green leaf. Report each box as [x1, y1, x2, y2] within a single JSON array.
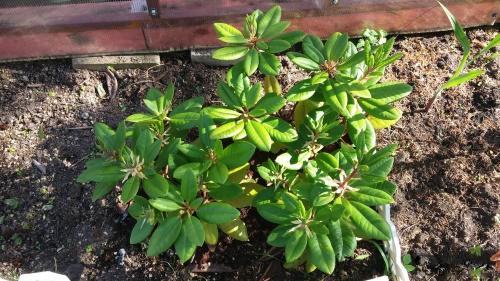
[[203, 107, 241, 120], [328, 220, 356, 261], [125, 113, 157, 123], [287, 52, 320, 70], [170, 112, 200, 130], [91, 182, 115, 202], [196, 202, 240, 224], [360, 157, 394, 183], [257, 5, 281, 37], [219, 218, 249, 241], [262, 117, 297, 143], [475, 33, 500, 59], [135, 129, 154, 158], [303, 38, 325, 63], [267, 225, 292, 247], [209, 182, 242, 201], [316, 152, 339, 175], [112, 122, 126, 151], [183, 215, 205, 246], [285, 229, 307, 263], [175, 226, 197, 263], [261, 21, 290, 39], [144, 140, 161, 163], [311, 72, 329, 85], [438, 2, 470, 54], [346, 186, 394, 206], [219, 141, 256, 169], [347, 114, 376, 153], [257, 203, 291, 224], [210, 120, 245, 139], [217, 82, 240, 107], [307, 233, 336, 274], [250, 93, 285, 116], [202, 222, 219, 245], [143, 173, 170, 198], [345, 200, 391, 240], [121, 177, 140, 203], [174, 162, 202, 179], [213, 23, 243, 37], [243, 83, 262, 108], [181, 170, 198, 202], [219, 35, 248, 44], [324, 32, 349, 61], [322, 84, 350, 117], [212, 46, 249, 61], [268, 39, 291, 53], [171, 96, 204, 115], [245, 120, 273, 152], [208, 162, 229, 184], [363, 144, 397, 166], [368, 82, 412, 104], [258, 52, 281, 76], [244, 49, 259, 76], [274, 30, 306, 46], [443, 69, 485, 89], [130, 218, 154, 244], [226, 182, 263, 208], [149, 198, 182, 212], [128, 196, 149, 219], [178, 143, 205, 159], [147, 216, 182, 256], [286, 79, 318, 102], [144, 88, 163, 115], [94, 122, 116, 150], [359, 98, 401, 121]]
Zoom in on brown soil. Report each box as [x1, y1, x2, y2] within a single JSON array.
[[0, 28, 498, 281]]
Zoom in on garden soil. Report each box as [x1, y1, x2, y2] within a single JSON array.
[[0, 28, 498, 281]]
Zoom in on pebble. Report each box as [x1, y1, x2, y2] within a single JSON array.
[[81, 112, 89, 120]]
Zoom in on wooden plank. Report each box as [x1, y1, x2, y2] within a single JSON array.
[[0, 26, 147, 61], [0, 1, 149, 30], [0, 0, 497, 61]]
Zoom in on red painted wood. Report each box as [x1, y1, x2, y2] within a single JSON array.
[[0, 1, 149, 30], [0, 27, 147, 60], [0, 0, 497, 61]]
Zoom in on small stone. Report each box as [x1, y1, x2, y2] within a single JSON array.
[[81, 112, 89, 120], [19, 272, 70, 281]]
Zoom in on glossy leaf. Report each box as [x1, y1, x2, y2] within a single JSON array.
[[196, 202, 240, 224], [149, 198, 182, 212], [258, 52, 281, 76], [121, 176, 140, 203], [147, 216, 182, 256], [219, 141, 256, 169], [181, 170, 198, 202], [345, 200, 391, 240], [183, 215, 205, 246], [245, 120, 273, 152], [307, 233, 336, 274], [219, 218, 249, 241], [143, 173, 170, 198], [285, 229, 307, 263], [213, 46, 249, 61], [244, 49, 259, 76], [443, 69, 485, 89], [130, 218, 154, 244], [175, 227, 197, 263], [210, 121, 245, 139], [214, 23, 243, 37]]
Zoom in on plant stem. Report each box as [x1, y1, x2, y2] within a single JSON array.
[[424, 87, 443, 113]]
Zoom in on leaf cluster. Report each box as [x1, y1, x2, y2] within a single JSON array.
[[78, 5, 413, 275]]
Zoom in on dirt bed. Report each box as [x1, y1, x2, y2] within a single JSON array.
[[0, 28, 498, 281]]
